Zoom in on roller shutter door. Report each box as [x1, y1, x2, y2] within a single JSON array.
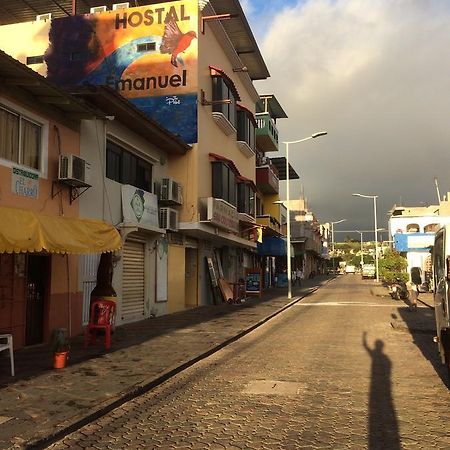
[[122, 239, 145, 322]]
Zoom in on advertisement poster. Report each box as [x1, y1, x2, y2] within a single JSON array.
[[45, 0, 198, 143]]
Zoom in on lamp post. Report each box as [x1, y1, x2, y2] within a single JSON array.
[[284, 131, 327, 299], [355, 230, 364, 267], [353, 193, 380, 282], [330, 219, 346, 272]]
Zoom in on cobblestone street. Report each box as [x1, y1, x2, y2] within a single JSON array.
[[47, 276, 450, 449]]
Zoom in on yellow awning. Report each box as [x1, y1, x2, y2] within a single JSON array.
[[0, 206, 122, 254]]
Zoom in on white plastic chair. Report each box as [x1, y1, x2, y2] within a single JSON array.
[[0, 334, 15, 376]]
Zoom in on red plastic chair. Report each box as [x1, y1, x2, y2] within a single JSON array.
[[84, 300, 116, 350]]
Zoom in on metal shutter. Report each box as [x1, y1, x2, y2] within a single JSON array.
[[122, 239, 145, 322]]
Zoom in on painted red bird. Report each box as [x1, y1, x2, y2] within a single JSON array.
[[160, 18, 197, 67]]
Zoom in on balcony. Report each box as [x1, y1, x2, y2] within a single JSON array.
[[256, 164, 279, 194], [255, 112, 279, 152], [258, 214, 283, 232]]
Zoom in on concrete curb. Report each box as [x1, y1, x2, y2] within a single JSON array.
[[26, 281, 328, 450]]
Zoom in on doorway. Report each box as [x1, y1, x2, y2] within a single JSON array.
[[185, 247, 198, 307], [26, 255, 49, 346]]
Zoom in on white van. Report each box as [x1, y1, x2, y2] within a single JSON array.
[[432, 226, 450, 380], [345, 265, 356, 274]]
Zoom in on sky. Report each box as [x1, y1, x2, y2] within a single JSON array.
[[241, 0, 450, 241]]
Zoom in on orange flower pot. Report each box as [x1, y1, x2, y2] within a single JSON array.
[[53, 351, 69, 369]]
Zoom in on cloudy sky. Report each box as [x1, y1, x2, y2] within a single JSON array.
[[241, 0, 450, 240]]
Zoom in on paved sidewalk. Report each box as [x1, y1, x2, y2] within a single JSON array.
[[0, 276, 329, 450]]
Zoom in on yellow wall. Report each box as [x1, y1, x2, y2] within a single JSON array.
[[264, 194, 281, 218], [0, 21, 50, 76], [167, 244, 186, 313], [167, 146, 199, 222]]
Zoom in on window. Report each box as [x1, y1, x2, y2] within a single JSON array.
[[406, 223, 420, 233], [70, 51, 90, 62], [433, 232, 444, 286], [137, 42, 156, 52], [212, 161, 237, 206], [237, 109, 256, 151], [26, 55, 45, 65], [424, 223, 439, 233], [212, 76, 237, 127], [238, 183, 255, 216], [106, 139, 152, 192], [0, 104, 42, 170], [256, 196, 264, 216]]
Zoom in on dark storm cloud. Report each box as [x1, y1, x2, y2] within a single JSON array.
[[250, 0, 450, 236]]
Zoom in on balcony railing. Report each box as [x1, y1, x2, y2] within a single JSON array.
[[256, 164, 279, 194], [255, 112, 279, 153], [256, 214, 281, 234]]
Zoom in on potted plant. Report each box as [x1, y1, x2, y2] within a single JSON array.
[[51, 328, 70, 369]]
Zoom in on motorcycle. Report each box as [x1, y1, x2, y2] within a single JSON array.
[[389, 279, 409, 300]]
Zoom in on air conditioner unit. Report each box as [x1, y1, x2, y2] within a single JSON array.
[[159, 207, 179, 231], [90, 5, 107, 13], [160, 177, 182, 205], [58, 154, 87, 185], [36, 13, 52, 21], [112, 2, 130, 10]]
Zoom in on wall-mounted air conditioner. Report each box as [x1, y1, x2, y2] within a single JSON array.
[[36, 13, 52, 21], [159, 207, 179, 232], [160, 177, 182, 205], [112, 2, 130, 10], [58, 154, 87, 185], [90, 6, 107, 13]]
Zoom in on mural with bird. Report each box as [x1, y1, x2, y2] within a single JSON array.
[[160, 17, 197, 67]]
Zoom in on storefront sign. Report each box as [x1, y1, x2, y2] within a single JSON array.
[[246, 268, 262, 297], [121, 185, 159, 227], [40, 0, 199, 144], [394, 233, 435, 252], [11, 167, 39, 199], [206, 197, 239, 233]]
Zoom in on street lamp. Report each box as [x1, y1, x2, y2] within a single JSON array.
[[353, 193, 379, 282], [355, 230, 364, 266], [330, 219, 346, 272], [284, 131, 327, 299]]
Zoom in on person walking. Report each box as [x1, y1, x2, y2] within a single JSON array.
[[296, 268, 303, 287], [408, 267, 422, 311]]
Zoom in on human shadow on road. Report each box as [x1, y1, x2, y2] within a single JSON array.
[[395, 308, 449, 388], [363, 332, 400, 450]]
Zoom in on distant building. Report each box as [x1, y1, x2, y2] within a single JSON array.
[[286, 197, 329, 277], [388, 194, 450, 285]]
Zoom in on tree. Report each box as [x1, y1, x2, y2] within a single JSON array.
[[378, 250, 408, 283]]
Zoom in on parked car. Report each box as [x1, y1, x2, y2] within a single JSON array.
[[345, 265, 356, 274], [362, 264, 376, 279], [433, 226, 450, 380]]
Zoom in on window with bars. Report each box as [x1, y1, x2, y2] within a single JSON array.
[[106, 139, 153, 192], [0, 104, 42, 170]]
